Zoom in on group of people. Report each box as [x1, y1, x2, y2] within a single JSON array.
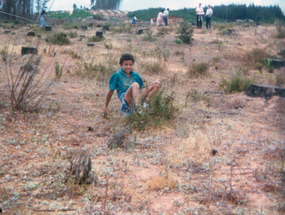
[[196, 4, 213, 29], [156, 8, 169, 27]]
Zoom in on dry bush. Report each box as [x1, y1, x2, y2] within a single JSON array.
[[242, 48, 268, 70], [142, 61, 164, 75], [276, 21, 285, 39], [187, 62, 209, 78], [148, 175, 177, 190], [5, 50, 53, 111], [219, 71, 252, 93], [275, 70, 285, 87]]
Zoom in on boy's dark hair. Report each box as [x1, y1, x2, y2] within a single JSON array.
[[120, 53, 135, 65], [41, 10, 46, 15], [133, 14, 135, 17], [161, 9, 164, 12]]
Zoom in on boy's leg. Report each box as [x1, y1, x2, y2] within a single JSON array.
[[124, 82, 140, 106], [141, 80, 161, 101]]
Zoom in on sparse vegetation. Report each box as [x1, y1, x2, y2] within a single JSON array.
[[127, 91, 179, 131], [88, 35, 104, 42], [176, 22, 194, 44], [47, 32, 70, 45], [219, 71, 252, 93], [69, 31, 78, 38], [187, 62, 209, 78], [142, 30, 156, 42], [142, 61, 164, 75], [0, 45, 8, 62], [276, 21, 285, 38], [276, 72, 285, 87], [55, 61, 63, 80], [110, 23, 132, 34]]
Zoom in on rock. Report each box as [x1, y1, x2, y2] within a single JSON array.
[[211, 149, 218, 155]]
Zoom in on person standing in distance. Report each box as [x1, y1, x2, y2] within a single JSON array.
[[132, 14, 137, 33], [195, 3, 204, 28], [205, 5, 213, 29], [163, 8, 169, 26]]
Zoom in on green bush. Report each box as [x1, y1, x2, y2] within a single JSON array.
[[55, 61, 63, 80], [69, 31, 78, 38], [243, 48, 268, 70], [219, 72, 252, 93], [93, 14, 104, 20], [126, 91, 179, 131], [175, 39, 182, 44], [187, 62, 209, 78], [47, 33, 70, 45], [142, 31, 156, 42], [176, 22, 193, 44]]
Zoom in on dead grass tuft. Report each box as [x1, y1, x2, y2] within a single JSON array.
[[148, 174, 177, 190]]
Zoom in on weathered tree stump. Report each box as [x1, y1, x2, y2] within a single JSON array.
[[80, 35, 86, 38], [137, 29, 143, 35], [27, 31, 35, 36], [4, 30, 11, 34], [87, 43, 94, 47], [246, 84, 285, 98], [21, 47, 38, 55], [96, 31, 103, 38], [81, 26, 87, 30], [66, 151, 98, 184], [102, 25, 109, 31], [46, 26, 52, 31], [107, 127, 130, 149], [265, 59, 285, 69]]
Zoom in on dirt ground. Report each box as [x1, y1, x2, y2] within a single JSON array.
[[0, 20, 285, 215]]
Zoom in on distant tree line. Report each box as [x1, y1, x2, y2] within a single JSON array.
[[90, 0, 122, 10], [128, 4, 285, 24], [1, 0, 34, 19]]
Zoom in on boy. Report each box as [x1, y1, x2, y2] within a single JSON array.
[[105, 53, 161, 115]]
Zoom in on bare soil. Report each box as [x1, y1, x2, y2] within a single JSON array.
[[0, 21, 284, 214]]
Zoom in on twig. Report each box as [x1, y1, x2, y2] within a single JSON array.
[[32, 208, 77, 212]]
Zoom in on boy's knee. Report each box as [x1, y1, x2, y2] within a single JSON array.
[[153, 80, 161, 88], [131, 82, 140, 89]]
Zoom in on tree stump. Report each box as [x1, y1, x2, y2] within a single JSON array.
[[4, 30, 11, 34], [87, 43, 94, 47], [265, 59, 285, 69], [102, 25, 109, 31], [96, 31, 103, 38], [46, 26, 52, 31], [107, 127, 130, 149], [246, 84, 285, 99], [137, 29, 143, 35], [27, 31, 35, 36], [21, 47, 38, 55], [67, 150, 98, 184], [81, 26, 87, 30]]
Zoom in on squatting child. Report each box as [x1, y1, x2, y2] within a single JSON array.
[[105, 53, 161, 115]]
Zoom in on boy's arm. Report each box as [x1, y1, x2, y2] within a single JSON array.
[[105, 89, 114, 112]]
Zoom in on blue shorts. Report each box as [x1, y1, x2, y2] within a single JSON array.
[[118, 92, 131, 115]]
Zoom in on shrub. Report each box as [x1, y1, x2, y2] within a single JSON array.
[[143, 61, 164, 75], [242, 48, 268, 70], [174, 50, 184, 56], [142, 31, 156, 42], [190, 89, 209, 102], [157, 27, 170, 34], [187, 62, 209, 78], [55, 61, 63, 80], [111, 23, 132, 34], [276, 21, 285, 39], [69, 31, 78, 38], [88, 35, 104, 42], [1, 45, 8, 62], [126, 91, 179, 131], [163, 49, 170, 61], [93, 14, 104, 20], [5, 54, 53, 111], [76, 61, 115, 81], [47, 33, 70, 45], [276, 72, 285, 87], [219, 72, 252, 93], [63, 22, 81, 30], [175, 39, 182, 44], [212, 57, 220, 63], [176, 22, 194, 44]]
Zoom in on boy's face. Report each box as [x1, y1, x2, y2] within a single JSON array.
[[121, 60, 134, 74]]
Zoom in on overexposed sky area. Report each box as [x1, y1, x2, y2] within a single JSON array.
[[49, 0, 285, 14]]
